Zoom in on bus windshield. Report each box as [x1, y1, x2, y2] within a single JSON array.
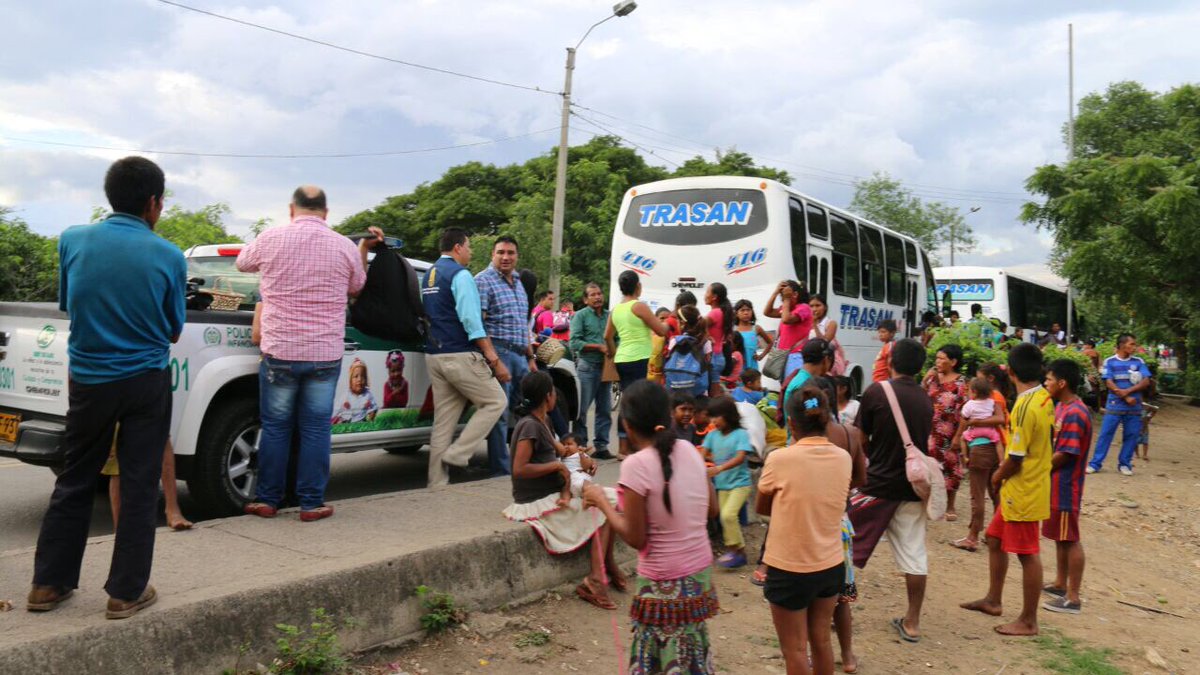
[[622, 188, 768, 245]]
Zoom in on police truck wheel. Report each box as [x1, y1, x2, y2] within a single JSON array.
[[189, 396, 260, 518], [385, 445, 423, 455]]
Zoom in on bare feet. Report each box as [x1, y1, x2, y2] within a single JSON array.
[[994, 620, 1038, 636], [960, 599, 1003, 616], [944, 510, 959, 522], [841, 653, 859, 673], [166, 512, 193, 531], [556, 493, 572, 510]]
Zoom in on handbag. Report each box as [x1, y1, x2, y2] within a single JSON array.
[[880, 381, 947, 521], [601, 357, 620, 383], [762, 332, 801, 381]]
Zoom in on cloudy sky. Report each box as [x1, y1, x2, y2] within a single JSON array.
[[3, 0, 1197, 281]]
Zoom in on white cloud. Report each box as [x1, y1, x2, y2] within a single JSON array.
[[2, 0, 1198, 272]]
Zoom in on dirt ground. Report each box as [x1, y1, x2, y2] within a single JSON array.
[[368, 399, 1200, 674]]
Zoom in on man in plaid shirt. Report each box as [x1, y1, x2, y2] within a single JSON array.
[[475, 236, 536, 475], [236, 186, 373, 522]]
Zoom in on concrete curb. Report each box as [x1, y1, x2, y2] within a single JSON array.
[[0, 467, 632, 675]]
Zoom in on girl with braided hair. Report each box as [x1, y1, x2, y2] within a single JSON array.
[[584, 380, 719, 674]]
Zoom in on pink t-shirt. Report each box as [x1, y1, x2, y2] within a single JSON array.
[[962, 398, 1002, 444], [618, 440, 713, 581], [706, 307, 726, 345], [776, 302, 813, 351]]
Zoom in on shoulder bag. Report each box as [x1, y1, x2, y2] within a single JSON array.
[[880, 381, 946, 521]]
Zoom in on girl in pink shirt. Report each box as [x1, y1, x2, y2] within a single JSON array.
[[764, 280, 813, 381], [584, 380, 719, 674]]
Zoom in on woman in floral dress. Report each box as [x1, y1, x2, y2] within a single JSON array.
[[922, 343, 969, 521]]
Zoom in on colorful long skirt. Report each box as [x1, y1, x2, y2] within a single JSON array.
[[629, 568, 720, 675]]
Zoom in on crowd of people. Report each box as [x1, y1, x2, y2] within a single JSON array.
[[27, 158, 1156, 674]]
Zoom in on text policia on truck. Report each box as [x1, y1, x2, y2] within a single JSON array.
[[609, 176, 940, 393]]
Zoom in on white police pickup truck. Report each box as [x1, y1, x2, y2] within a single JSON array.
[[0, 243, 581, 517]]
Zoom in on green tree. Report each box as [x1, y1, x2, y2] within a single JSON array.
[[0, 207, 58, 302], [848, 172, 978, 262], [1022, 81, 1200, 378], [671, 148, 792, 185], [91, 201, 244, 251]]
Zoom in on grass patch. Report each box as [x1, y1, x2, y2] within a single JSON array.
[[514, 630, 551, 648], [1032, 630, 1122, 675], [416, 586, 466, 635]]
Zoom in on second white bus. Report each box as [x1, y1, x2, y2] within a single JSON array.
[[609, 176, 940, 393], [933, 265, 1075, 342]]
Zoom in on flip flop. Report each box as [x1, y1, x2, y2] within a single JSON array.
[[750, 568, 768, 587], [891, 617, 920, 643], [609, 575, 629, 593], [950, 538, 978, 552], [944, 512, 959, 522], [576, 582, 617, 610]]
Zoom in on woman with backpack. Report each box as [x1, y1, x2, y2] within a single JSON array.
[[606, 270, 668, 458], [664, 305, 712, 398], [704, 283, 736, 396]]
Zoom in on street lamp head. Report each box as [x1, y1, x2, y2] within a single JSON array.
[[613, 1, 637, 17], [969, 206, 981, 213]]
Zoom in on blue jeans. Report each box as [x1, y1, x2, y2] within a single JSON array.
[[710, 353, 726, 388], [1090, 411, 1141, 471], [486, 347, 529, 476], [783, 352, 804, 382], [257, 357, 341, 511], [574, 359, 612, 452]]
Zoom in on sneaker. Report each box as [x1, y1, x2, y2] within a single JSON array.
[[1119, 466, 1134, 476], [716, 551, 748, 568], [1042, 596, 1081, 614], [106, 585, 157, 620], [26, 585, 74, 612], [1085, 466, 1097, 474], [299, 505, 334, 522], [591, 450, 615, 461]]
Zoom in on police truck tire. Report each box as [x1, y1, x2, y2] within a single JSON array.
[[189, 396, 260, 518], [385, 445, 423, 455]]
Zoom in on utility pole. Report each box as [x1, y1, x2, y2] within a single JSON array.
[[548, 47, 575, 298], [1066, 23, 1076, 342], [548, 2, 638, 298]]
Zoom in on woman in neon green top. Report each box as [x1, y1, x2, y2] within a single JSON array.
[[605, 270, 668, 457]]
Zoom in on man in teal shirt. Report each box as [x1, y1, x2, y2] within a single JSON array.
[[782, 339, 833, 427], [30, 157, 185, 620], [569, 283, 613, 459]]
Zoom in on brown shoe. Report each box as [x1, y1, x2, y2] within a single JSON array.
[[27, 585, 74, 612], [106, 585, 157, 620]]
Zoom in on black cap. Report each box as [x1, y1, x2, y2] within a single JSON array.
[[801, 338, 832, 364]]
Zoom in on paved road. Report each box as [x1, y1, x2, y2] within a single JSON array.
[[0, 449, 491, 554]]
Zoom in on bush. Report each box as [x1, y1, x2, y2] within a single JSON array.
[[270, 608, 356, 675], [923, 322, 1013, 377], [416, 586, 466, 634]]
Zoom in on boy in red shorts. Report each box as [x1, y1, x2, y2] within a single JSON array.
[[1041, 359, 1092, 614], [961, 343, 1054, 636]]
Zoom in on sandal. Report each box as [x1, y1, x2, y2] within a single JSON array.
[[944, 512, 959, 522], [750, 568, 768, 587], [891, 617, 920, 643], [950, 538, 978, 552], [609, 574, 629, 593], [576, 582, 617, 610]]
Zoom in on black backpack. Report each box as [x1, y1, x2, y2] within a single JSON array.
[[349, 242, 429, 344]]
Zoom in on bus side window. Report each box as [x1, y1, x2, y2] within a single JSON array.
[[859, 224, 885, 302], [806, 203, 829, 239], [830, 215, 859, 298], [819, 258, 829, 298], [884, 234, 906, 306], [789, 199, 808, 288], [904, 241, 918, 268]]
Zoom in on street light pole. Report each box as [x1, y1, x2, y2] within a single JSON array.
[[548, 1, 638, 298]]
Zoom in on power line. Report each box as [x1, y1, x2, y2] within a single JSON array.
[[571, 112, 680, 168], [0, 128, 558, 159], [570, 101, 1029, 202], [155, 0, 556, 96]]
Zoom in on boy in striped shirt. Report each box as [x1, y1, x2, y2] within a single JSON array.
[[1041, 359, 1093, 614]]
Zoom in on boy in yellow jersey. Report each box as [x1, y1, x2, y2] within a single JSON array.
[[961, 343, 1053, 636]]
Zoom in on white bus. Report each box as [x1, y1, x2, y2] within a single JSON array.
[[609, 176, 940, 393], [933, 266, 1075, 342]]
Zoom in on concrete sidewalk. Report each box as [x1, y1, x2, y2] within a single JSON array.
[[0, 463, 626, 675]]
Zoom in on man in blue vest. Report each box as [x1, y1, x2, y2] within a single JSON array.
[[422, 228, 510, 487]]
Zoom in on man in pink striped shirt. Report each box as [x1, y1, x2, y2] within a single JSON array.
[[236, 186, 373, 522]]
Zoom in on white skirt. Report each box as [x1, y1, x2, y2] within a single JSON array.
[[502, 486, 619, 554]]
